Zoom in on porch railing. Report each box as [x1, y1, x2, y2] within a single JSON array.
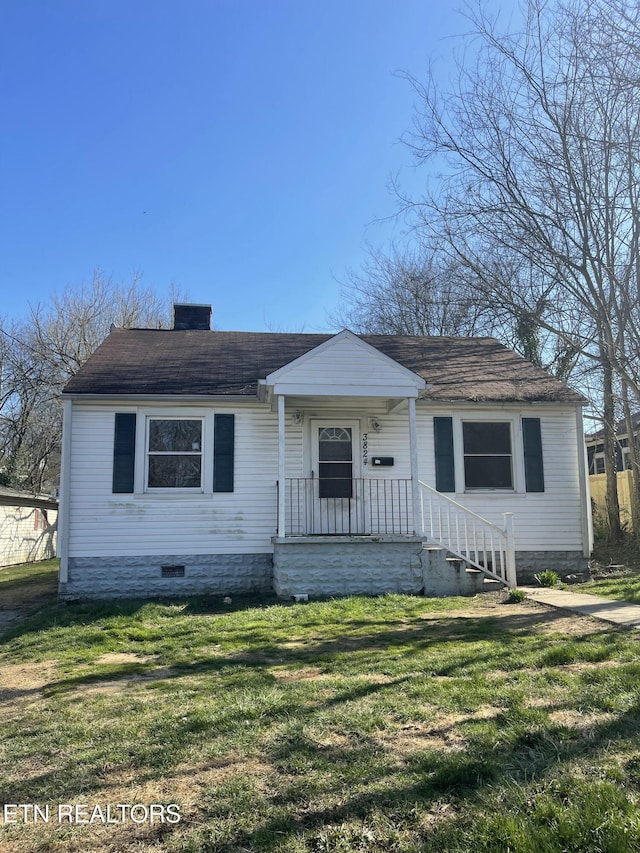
[[418, 480, 516, 586], [281, 478, 413, 536]]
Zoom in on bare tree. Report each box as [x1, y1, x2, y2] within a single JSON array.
[[397, 0, 640, 540], [0, 270, 186, 493], [334, 244, 506, 338]]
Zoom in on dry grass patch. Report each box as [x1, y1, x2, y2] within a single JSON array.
[[375, 705, 505, 758], [0, 660, 58, 721], [94, 652, 155, 665], [547, 708, 616, 729]]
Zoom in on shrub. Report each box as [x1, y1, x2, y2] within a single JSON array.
[[505, 588, 527, 603], [535, 570, 559, 587]]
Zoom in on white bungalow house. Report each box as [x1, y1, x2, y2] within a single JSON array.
[[57, 304, 592, 600]]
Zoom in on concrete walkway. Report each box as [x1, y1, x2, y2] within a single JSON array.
[[521, 586, 640, 629]]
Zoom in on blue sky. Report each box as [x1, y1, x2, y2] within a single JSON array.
[[1, 1, 485, 332]]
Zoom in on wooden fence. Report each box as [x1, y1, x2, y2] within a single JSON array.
[[589, 470, 635, 532]]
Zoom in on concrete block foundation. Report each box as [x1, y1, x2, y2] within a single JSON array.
[[514, 551, 590, 585], [58, 545, 589, 601], [60, 553, 273, 600], [272, 536, 425, 598]]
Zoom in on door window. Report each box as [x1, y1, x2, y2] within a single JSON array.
[[318, 427, 353, 498]]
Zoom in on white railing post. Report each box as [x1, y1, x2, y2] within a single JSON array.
[[503, 512, 516, 587], [417, 480, 514, 586]]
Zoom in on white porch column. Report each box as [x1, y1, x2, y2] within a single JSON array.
[[277, 394, 286, 538], [503, 512, 517, 587], [408, 397, 421, 535], [575, 406, 593, 555]]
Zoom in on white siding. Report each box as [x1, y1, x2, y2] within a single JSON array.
[[0, 504, 58, 566], [68, 402, 280, 557], [267, 332, 424, 397], [66, 398, 586, 559], [417, 404, 585, 551]]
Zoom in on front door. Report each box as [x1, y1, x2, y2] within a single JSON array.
[[310, 420, 362, 534]]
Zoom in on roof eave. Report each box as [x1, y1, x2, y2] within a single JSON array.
[[62, 392, 259, 403]]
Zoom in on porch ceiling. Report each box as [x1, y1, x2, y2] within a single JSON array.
[[261, 390, 427, 413]]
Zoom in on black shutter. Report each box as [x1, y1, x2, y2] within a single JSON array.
[[113, 413, 136, 493], [523, 417, 544, 492], [213, 414, 235, 492], [434, 416, 455, 492]]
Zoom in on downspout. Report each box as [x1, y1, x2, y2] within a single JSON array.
[[57, 398, 73, 586]]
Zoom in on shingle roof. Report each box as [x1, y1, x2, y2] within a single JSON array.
[[0, 487, 58, 508], [586, 411, 640, 441], [62, 328, 586, 404]]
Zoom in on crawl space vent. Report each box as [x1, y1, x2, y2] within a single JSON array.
[[161, 564, 185, 578]]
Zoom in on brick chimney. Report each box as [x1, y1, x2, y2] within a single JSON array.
[[173, 303, 212, 330]]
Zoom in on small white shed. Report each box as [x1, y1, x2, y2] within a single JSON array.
[[0, 488, 59, 567]]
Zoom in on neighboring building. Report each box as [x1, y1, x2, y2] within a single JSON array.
[[586, 414, 640, 533], [585, 413, 640, 474], [57, 304, 591, 600], [0, 487, 58, 567]]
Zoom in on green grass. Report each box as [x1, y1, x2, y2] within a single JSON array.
[[583, 538, 640, 603], [0, 558, 58, 611], [0, 557, 58, 590], [580, 572, 640, 604], [2, 576, 640, 851]]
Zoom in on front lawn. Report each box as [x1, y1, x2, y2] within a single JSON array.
[[1, 589, 640, 851], [581, 539, 640, 603], [579, 572, 640, 603], [0, 558, 58, 611]]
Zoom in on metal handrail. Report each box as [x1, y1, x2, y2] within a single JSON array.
[[281, 477, 413, 537]]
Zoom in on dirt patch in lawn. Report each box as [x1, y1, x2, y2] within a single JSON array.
[[271, 666, 397, 684], [421, 595, 606, 637], [74, 669, 179, 697], [94, 652, 155, 665], [547, 708, 616, 731], [0, 660, 58, 720], [377, 706, 505, 758]]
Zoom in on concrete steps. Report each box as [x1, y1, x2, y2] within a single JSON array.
[[422, 544, 505, 596]]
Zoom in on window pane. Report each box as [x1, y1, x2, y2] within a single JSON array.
[[319, 428, 352, 461], [319, 460, 353, 498], [149, 420, 201, 452], [319, 479, 353, 499], [464, 456, 513, 489], [463, 422, 511, 455], [319, 440, 353, 462], [148, 455, 202, 488], [319, 462, 352, 481], [319, 427, 352, 442]]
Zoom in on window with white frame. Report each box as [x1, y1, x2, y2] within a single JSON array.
[[146, 418, 203, 489], [462, 421, 513, 489]]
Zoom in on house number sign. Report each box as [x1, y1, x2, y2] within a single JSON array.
[[362, 432, 368, 466]]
